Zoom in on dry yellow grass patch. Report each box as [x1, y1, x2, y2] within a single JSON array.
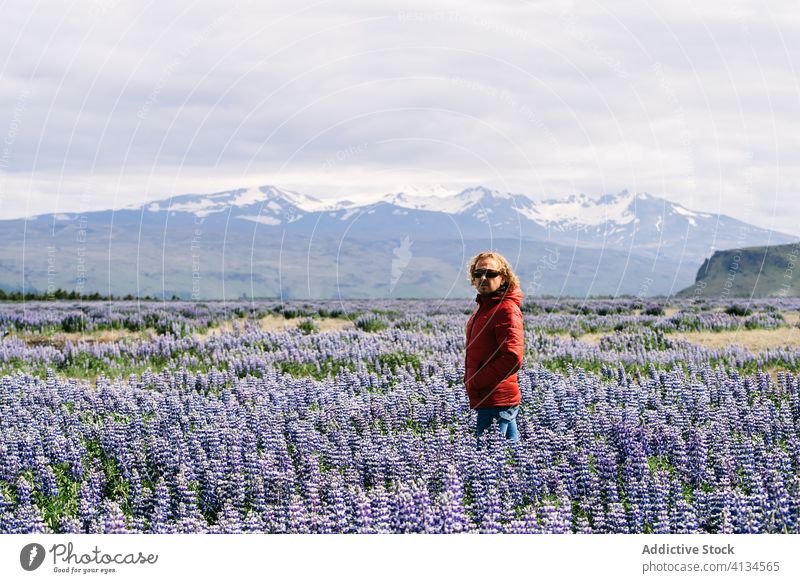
[[576, 332, 605, 345], [563, 323, 800, 351], [781, 311, 800, 326], [258, 315, 354, 333], [195, 315, 354, 339], [255, 314, 296, 331], [674, 327, 800, 351], [18, 329, 145, 348], [258, 314, 355, 332], [194, 319, 239, 340], [554, 332, 605, 345], [313, 317, 355, 332]]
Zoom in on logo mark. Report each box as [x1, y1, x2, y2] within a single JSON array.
[[390, 235, 413, 293], [20, 543, 46, 571]]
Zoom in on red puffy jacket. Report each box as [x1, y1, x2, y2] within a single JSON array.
[[464, 284, 524, 409]]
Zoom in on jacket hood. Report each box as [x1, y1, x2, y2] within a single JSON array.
[[475, 284, 523, 307]]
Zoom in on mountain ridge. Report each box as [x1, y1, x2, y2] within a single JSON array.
[[3, 184, 796, 299]]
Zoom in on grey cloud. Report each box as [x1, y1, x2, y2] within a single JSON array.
[[1, 0, 799, 236]]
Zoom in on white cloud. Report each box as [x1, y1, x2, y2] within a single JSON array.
[[0, 0, 799, 235]]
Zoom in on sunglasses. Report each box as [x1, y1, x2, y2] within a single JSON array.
[[472, 269, 501, 279]]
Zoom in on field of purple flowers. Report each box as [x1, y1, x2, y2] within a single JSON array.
[[2, 298, 800, 533]]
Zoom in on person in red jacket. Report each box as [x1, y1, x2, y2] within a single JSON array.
[[464, 251, 524, 442]]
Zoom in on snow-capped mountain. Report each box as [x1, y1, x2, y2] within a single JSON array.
[[1, 184, 795, 299], [124, 184, 762, 255], [379, 184, 458, 210], [140, 185, 338, 221], [129, 184, 788, 264]]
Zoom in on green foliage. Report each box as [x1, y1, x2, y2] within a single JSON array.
[[355, 317, 388, 332], [273, 304, 319, 320], [142, 313, 174, 335], [315, 308, 346, 319], [57, 352, 118, 378], [19, 437, 133, 532], [85, 440, 129, 504], [725, 304, 753, 317], [29, 466, 78, 532], [372, 351, 421, 375], [0, 287, 156, 302], [61, 314, 88, 333], [296, 318, 320, 335], [647, 455, 674, 474], [521, 302, 543, 315]]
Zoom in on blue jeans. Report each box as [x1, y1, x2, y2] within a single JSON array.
[[475, 405, 520, 442]]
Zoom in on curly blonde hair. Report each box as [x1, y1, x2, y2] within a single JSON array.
[[466, 251, 520, 289]]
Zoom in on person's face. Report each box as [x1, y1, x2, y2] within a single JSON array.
[[472, 257, 506, 295]]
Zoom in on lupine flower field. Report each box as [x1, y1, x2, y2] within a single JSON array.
[[2, 298, 800, 533]]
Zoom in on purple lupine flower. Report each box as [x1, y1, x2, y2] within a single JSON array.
[[215, 500, 243, 534], [58, 517, 83, 534], [507, 507, 541, 534], [435, 466, 469, 534], [671, 498, 700, 534], [4, 298, 800, 533], [350, 486, 374, 534], [148, 478, 172, 534], [574, 514, 593, 534], [324, 476, 351, 534], [607, 502, 629, 534], [242, 510, 264, 533], [478, 486, 503, 534], [539, 500, 570, 534], [102, 501, 129, 534], [286, 493, 310, 534], [0, 488, 14, 533], [649, 471, 671, 534], [718, 494, 735, 534], [370, 484, 392, 534]]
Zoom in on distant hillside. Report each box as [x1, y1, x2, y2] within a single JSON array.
[[676, 242, 800, 298], [1, 184, 795, 299]]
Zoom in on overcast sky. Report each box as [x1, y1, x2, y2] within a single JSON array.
[[1, 0, 798, 235]]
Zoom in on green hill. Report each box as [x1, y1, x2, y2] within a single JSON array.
[[676, 242, 800, 298]]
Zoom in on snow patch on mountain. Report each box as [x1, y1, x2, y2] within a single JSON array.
[[378, 185, 533, 214], [379, 184, 470, 213], [142, 185, 334, 217], [340, 207, 362, 221], [261, 186, 332, 212], [518, 190, 637, 227], [237, 215, 281, 226], [672, 204, 714, 227]]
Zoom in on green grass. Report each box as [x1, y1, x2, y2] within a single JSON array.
[[30, 465, 80, 532], [296, 318, 320, 335], [370, 351, 421, 375], [647, 455, 674, 474], [355, 318, 389, 332], [4, 438, 134, 532]]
